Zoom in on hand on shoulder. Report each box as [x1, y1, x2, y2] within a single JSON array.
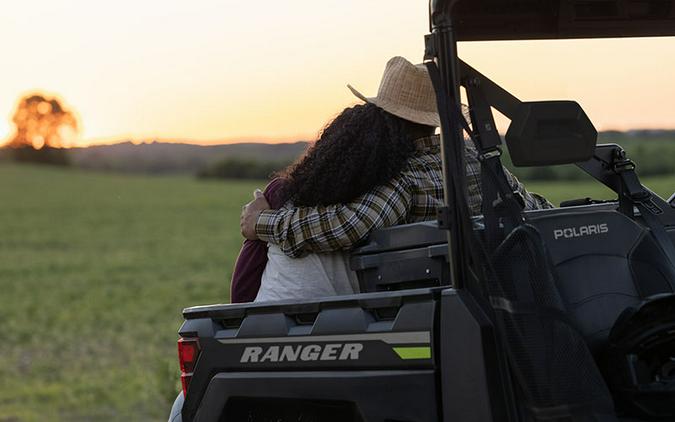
[[240, 189, 270, 240]]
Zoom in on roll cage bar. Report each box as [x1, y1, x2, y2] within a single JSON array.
[[426, 0, 675, 288]]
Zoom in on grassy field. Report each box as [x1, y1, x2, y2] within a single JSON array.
[[0, 164, 260, 421], [0, 163, 673, 421]]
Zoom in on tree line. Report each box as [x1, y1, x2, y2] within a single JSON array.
[[196, 158, 291, 180], [4, 135, 674, 181], [503, 136, 675, 181], [198, 137, 675, 182]]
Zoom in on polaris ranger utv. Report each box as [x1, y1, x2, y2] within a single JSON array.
[[170, 0, 675, 420]]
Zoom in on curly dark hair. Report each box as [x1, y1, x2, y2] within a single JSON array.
[[278, 103, 432, 207]]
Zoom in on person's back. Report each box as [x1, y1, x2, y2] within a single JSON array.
[[231, 178, 360, 303], [248, 101, 434, 301], [234, 94, 436, 302], [256, 244, 358, 302], [254, 131, 443, 302]]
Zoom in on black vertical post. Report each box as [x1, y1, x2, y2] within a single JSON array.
[[427, 0, 472, 289]]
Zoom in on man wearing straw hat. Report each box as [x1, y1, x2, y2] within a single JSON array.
[[241, 56, 550, 259]]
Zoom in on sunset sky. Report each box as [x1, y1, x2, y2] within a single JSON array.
[[2, 0, 675, 146]]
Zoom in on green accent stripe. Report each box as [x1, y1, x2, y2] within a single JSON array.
[[393, 346, 432, 360]]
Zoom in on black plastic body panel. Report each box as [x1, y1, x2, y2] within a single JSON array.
[[194, 370, 438, 422], [349, 218, 482, 293], [180, 288, 516, 422], [181, 289, 442, 421], [350, 243, 449, 292], [440, 290, 512, 422], [351, 221, 447, 254]]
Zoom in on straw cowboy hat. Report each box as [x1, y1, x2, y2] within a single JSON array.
[[348, 56, 440, 127]]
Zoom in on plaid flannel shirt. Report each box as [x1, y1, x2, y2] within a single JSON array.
[[256, 135, 552, 258]]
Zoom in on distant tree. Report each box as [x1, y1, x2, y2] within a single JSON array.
[[4, 93, 78, 165]]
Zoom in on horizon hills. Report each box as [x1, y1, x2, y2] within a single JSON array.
[[2, 129, 674, 181], [34, 126, 675, 149]]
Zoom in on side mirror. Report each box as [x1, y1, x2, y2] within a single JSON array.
[[505, 101, 597, 167]]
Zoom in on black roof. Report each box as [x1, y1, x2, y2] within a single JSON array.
[[442, 0, 675, 41]]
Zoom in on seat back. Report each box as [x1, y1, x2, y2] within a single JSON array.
[[349, 221, 451, 292], [528, 209, 675, 353]]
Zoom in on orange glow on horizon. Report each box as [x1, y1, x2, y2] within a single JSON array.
[[79, 134, 319, 148]]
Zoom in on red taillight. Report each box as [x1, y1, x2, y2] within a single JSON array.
[[180, 373, 192, 397], [177, 337, 200, 396]]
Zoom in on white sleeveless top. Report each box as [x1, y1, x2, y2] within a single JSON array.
[[255, 244, 360, 302]]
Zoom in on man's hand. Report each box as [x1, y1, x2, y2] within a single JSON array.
[[240, 189, 270, 240]]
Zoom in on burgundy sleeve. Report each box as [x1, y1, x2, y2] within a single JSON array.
[[229, 178, 287, 303], [263, 177, 287, 209]]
